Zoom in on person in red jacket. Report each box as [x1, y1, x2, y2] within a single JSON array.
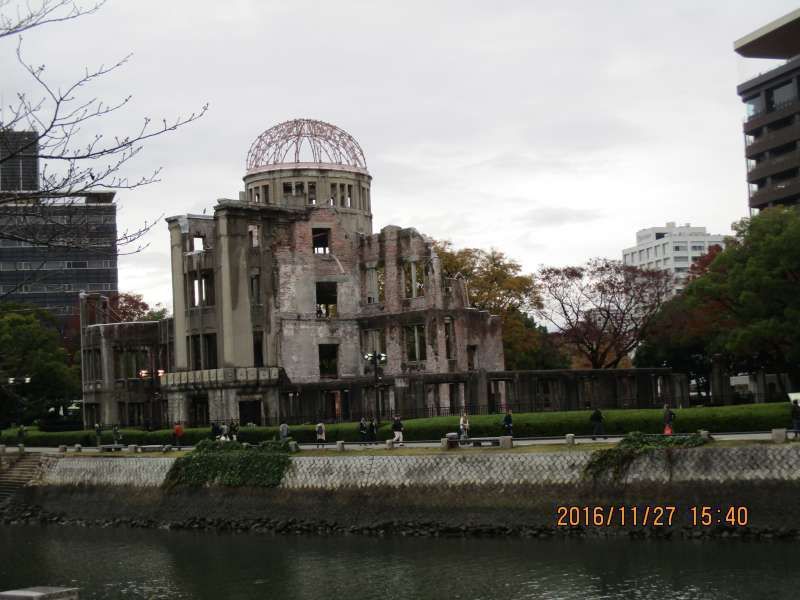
[[173, 422, 185, 448]]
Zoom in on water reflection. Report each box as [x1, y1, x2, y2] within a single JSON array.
[[0, 526, 794, 599]]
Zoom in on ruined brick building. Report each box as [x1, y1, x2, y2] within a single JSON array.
[[82, 119, 504, 427], [80, 119, 684, 428]]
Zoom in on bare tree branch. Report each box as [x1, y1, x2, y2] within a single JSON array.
[[0, 0, 207, 291]]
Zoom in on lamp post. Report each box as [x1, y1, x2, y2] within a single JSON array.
[[363, 351, 386, 423], [139, 368, 166, 430]]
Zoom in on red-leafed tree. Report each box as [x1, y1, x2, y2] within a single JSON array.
[[109, 292, 168, 322], [535, 258, 672, 369]]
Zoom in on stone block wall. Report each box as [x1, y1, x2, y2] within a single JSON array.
[[33, 445, 800, 491]]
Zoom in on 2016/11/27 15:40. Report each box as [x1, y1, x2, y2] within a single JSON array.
[[555, 505, 749, 527]]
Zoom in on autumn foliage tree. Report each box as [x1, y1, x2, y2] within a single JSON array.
[[535, 259, 671, 369], [435, 241, 569, 370], [109, 292, 168, 322]]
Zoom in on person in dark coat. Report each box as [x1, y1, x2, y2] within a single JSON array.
[[791, 399, 800, 440], [359, 417, 368, 442], [502, 409, 513, 437], [589, 406, 606, 440]]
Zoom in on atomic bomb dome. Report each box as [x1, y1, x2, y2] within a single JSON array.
[[246, 119, 368, 175]]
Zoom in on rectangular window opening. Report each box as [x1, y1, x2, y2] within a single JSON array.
[[253, 331, 264, 368], [308, 182, 316, 205], [201, 270, 215, 306], [312, 228, 330, 254], [192, 236, 204, 251], [249, 268, 261, 305], [316, 281, 338, 318], [404, 324, 426, 362], [203, 334, 217, 369], [444, 317, 455, 359], [248, 224, 260, 248], [318, 344, 338, 378]]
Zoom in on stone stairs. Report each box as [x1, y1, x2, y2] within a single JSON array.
[[0, 454, 41, 504]]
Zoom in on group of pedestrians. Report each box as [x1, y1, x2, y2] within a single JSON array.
[[357, 417, 380, 443], [210, 420, 240, 442]]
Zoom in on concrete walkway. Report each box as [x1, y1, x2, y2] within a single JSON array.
[[16, 431, 777, 454]]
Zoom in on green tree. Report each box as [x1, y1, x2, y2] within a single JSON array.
[[0, 311, 79, 424], [686, 207, 800, 391], [435, 241, 567, 369], [633, 294, 715, 397]]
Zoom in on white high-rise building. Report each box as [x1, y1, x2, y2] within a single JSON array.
[[622, 222, 726, 295]]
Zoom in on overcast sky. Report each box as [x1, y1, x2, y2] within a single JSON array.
[[3, 0, 797, 310]]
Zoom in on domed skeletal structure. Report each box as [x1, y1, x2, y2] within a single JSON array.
[[246, 119, 368, 172]]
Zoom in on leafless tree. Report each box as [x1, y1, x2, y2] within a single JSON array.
[[535, 258, 672, 369], [0, 0, 207, 296]]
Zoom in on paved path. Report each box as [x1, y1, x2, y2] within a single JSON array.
[[15, 431, 776, 454]]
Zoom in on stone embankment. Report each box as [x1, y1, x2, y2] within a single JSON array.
[[4, 444, 800, 540]]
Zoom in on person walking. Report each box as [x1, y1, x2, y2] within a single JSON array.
[[663, 404, 676, 436], [359, 417, 368, 443], [94, 423, 102, 447], [589, 406, 606, 440], [391, 415, 404, 446], [173, 422, 185, 448], [368, 417, 377, 444], [459, 412, 470, 442], [279, 422, 290, 442], [315, 421, 326, 448], [502, 409, 513, 438], [230, 420, 240, 441], [112, 424, 122, 445], [791, 399, 800, 440]]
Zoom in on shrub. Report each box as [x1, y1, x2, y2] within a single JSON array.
[[164, 439, 290, 488], [584, 431, 709, 482]]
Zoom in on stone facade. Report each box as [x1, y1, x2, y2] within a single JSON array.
[[156, 120, 504, 426]]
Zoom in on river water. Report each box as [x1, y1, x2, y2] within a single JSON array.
[[0, 526, 795, 599]]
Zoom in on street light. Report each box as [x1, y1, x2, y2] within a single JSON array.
[[7, 376, 31, 425], [363, 352, 387, 423]]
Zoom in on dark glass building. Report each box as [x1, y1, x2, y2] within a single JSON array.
[[0, 130, 118, 320], [735, 9, 800, 212]]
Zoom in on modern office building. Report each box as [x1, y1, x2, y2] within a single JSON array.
[[622, 222, 725, 295], [0, 130, 118, 319], [735, 9, 800, 212]]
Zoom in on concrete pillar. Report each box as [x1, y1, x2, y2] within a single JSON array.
[[711, 355, 733, 405], [217, 211, 254, 367], [499, 436, 513, 449], [168, 220, 189, 370], [772, 428, 786, 443], [565, 434, 575, 445], [336, 440, 345, 452], [385, 439, 394, 450]]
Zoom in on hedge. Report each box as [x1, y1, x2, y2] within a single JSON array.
[[1, 403, 791, 447]]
